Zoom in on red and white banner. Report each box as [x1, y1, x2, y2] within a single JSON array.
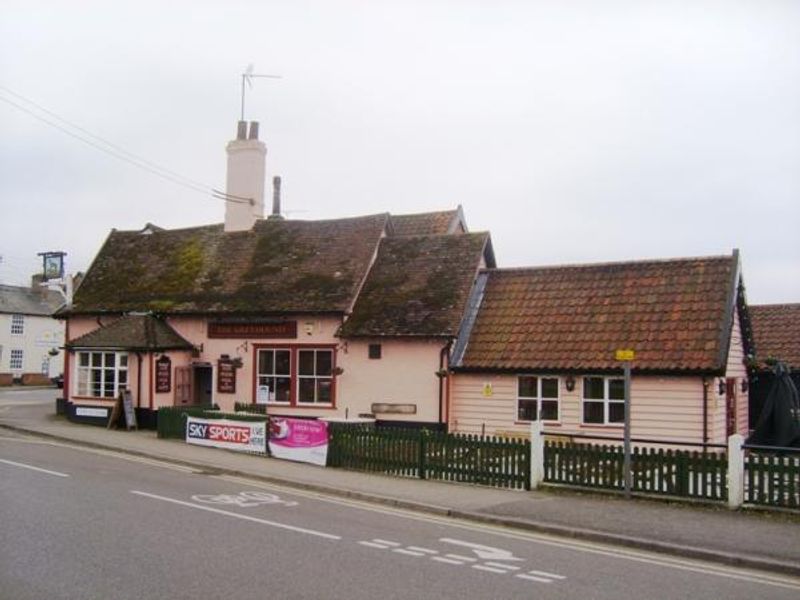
[[186, 416, 267, 453], [268, 418, 329, 466]]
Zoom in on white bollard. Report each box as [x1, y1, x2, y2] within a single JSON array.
[[727, 433, 745, 509], [530, 420, 544, 490]]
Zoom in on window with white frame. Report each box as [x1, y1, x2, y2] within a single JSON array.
[[11, 314, 24, 335], [297, 349, 333, 404], [10, 349, 23, 371], [256, 349, 291, 403], [582, 376, 625, 425], [75, 351, 128, 398], [517, 376, 559, 421]]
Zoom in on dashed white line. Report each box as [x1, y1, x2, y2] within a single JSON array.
[[472, 565, 509, 574], [445, 553, 477, 562], [516, 574, 553, 583], [359, 541, 391, 549], [432, 557, 465, 566], [407, 546, 438, 555], [393, 548, 427, 557], [528, 569, 565, 580], [372, 539, 401, 547], [0, 458, 69, 478], [485, 562, 520, 571]]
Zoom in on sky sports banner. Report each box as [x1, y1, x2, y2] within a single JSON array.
[[186, 417, 267, 454], [268, 418, 329, 466]]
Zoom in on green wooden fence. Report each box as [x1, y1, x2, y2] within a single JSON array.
[[327, 426, 530, 490], [745, 452, 800, 509], [543, 441, 727, 501]]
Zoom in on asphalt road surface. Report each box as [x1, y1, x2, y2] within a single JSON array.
[[1, 428, 799, 599]]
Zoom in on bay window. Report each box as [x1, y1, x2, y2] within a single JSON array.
[[517, 376, 559, 422], [75, 351, 128, 398], [582, 376, 625, 425]]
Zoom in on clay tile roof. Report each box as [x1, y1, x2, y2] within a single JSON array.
[[458, 254, 738, 373], [66, 314, 193, 351], [750, 303, 800, 369], [339, 232, 491, 337], [389, 208, 464, 236], [66, 214, 390, 315]]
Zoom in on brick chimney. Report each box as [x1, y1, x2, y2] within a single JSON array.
[[224, 121, 266, 232]]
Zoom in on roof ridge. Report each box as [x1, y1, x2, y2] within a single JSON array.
[[483, 253, 734, 274]]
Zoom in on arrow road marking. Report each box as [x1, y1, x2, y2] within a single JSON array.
[[440, 538, 525, 561]]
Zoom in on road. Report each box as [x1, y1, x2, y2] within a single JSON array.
[[1, 424, 798, 599]]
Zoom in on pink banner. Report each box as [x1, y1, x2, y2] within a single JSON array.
[[268, 418, 329, 466]]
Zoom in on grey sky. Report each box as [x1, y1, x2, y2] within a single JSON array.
[[1, 1, 798, 304]]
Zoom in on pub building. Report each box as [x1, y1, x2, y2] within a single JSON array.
[[59, 121, 753, 446], [59, 120, 494, 428]]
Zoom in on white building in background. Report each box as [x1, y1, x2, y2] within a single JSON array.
[[0, 277, 65, 382]]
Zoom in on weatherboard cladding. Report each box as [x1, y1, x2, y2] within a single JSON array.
[[66, 314, 193, 351], [750, 303, 800, 369], [458, 254, 737, 373], [339, 233, 490, 337], [68, 214, 390, 315]]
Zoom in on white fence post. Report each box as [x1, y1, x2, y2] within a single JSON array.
[[727, 433, 745, 509], [530, 420, 544, 490]]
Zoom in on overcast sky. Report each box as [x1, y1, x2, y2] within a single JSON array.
[[1, 1, 798, 304]]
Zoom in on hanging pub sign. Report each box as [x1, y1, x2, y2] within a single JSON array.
[[38, 251, 66, 281], [217, 360, 236, 394], [208, 320, 297, 339], [155, 356, 172, 393]]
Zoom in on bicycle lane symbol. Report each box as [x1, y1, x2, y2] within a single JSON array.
[[191, 491, 299, 508]]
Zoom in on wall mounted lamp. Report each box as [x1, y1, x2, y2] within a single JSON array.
[[740, 379, 749, 394], [565, 376, 576, 392], [717, 379, 726, 396]]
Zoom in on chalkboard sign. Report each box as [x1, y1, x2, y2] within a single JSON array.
[[107, 390, 138, 431], [122, 390, 137, 431], [155, 356, 172, 393], [217, 360, 236, 394]]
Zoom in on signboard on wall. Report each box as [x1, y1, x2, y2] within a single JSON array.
[[256, 385, 269, 404], [268, 418, 329, 466], [208, 321, 297, 339], [217, 360, 236, 394], [155, 356, 172, 393], [186, 417, 267, 453]]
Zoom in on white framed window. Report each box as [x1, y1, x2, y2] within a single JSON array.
[[11, 314, 24, 335], [75, 351, 128, 398], [582, 376, 625, 425], [517, 376, 560, 422], [297, 349, 333, 405], [10, 349, 23, 371], [256, 348, 292, 404]]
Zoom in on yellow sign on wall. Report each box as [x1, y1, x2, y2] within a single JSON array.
[[482, 382, 493, 397], [615, 349, 635, 361]]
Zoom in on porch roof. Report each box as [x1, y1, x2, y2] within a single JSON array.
[[66, 314, 194, 352]]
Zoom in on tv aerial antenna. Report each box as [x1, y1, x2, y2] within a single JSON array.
[[241, 64, 281, 121]]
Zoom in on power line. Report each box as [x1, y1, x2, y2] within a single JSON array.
[[0, 86, 250, 204]]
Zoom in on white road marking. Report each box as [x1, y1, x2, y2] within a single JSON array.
[[472, 564, 509, 574], [372, 539, 401, 547], [359, 541, 392, 549], [130, 490, 340, 540], [191, 491, 298, 508], [485, 562, 520, 571], [407, 546, 438, 555], [445, 554, 477, 562], [528, 569, 565, 579], [0, 458, 69, 477], [432, 557, 465, 565], [516, 574, 553, 583], [393, 548, 426, 557], [440, 538, 525, 562]]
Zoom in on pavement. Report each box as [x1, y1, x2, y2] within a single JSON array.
[[2, 393, 799, 578]]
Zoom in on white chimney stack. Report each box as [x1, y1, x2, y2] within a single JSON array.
[[224, 120, 266, 232]]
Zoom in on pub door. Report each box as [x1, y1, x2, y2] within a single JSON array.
[[193, 364, 213, 407]]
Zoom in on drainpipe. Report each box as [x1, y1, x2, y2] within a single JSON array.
[[438, 341, 452, 427], [137, 353, 143, 409], [702, 377, 709, 445]]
